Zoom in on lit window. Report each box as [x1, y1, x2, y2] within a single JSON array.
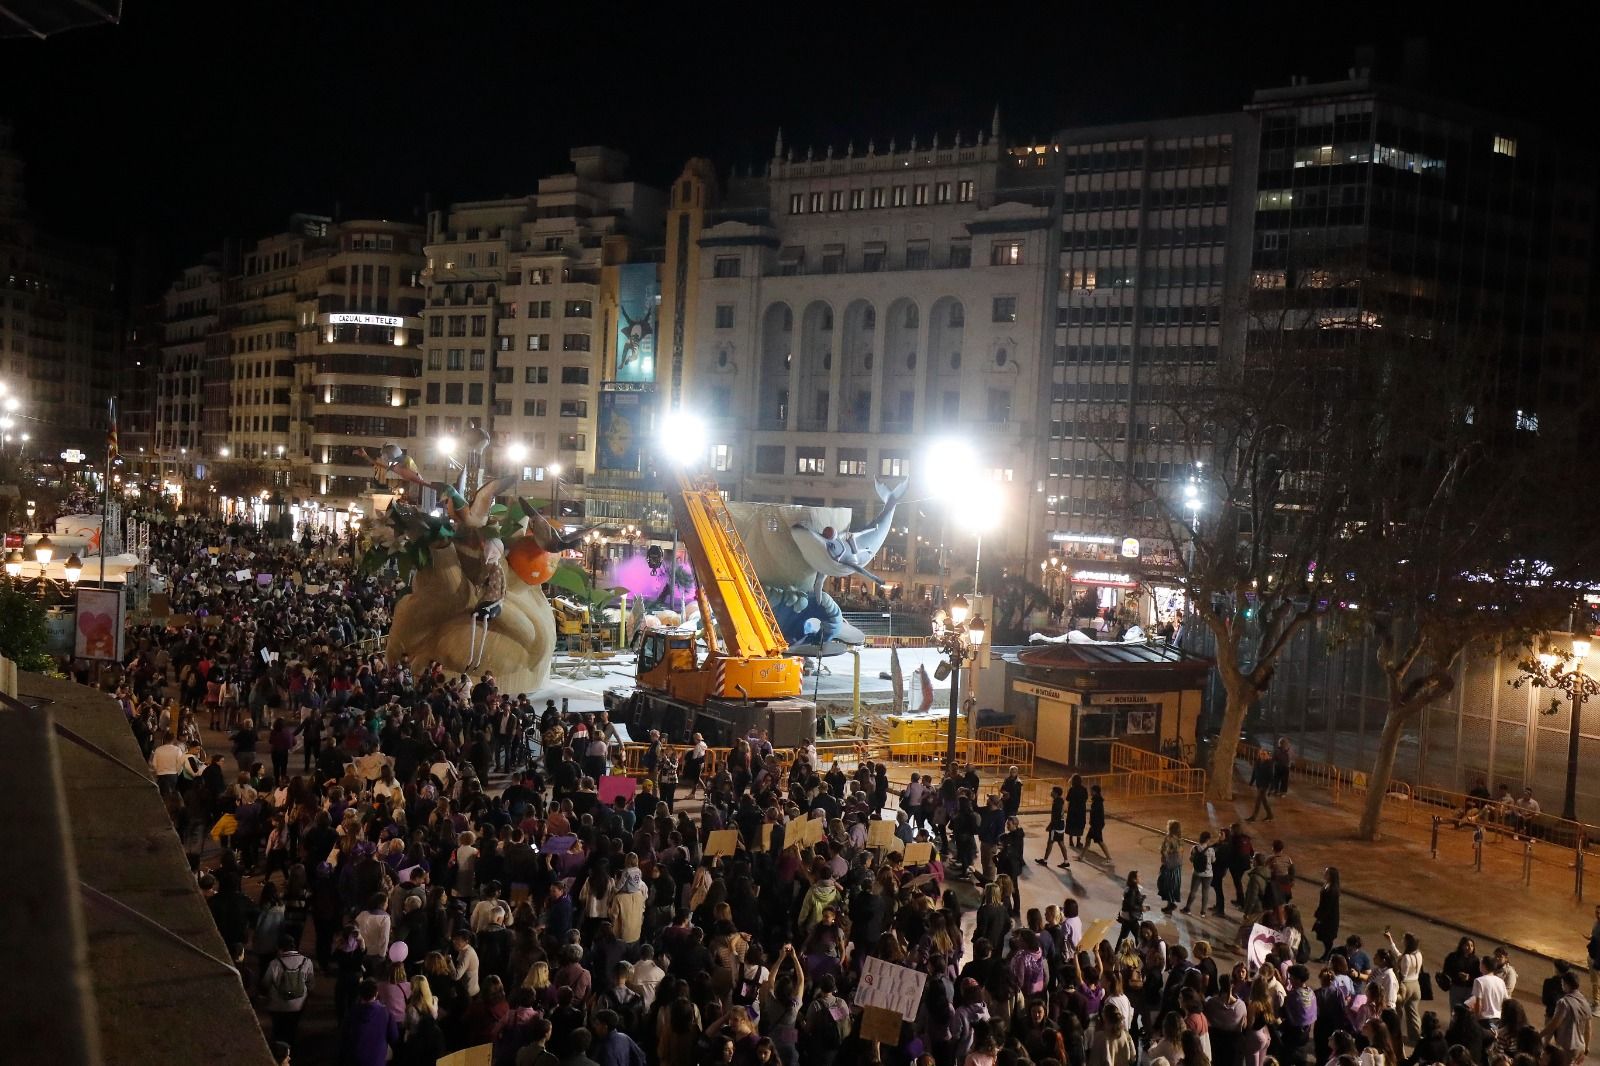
[[892, 186, 907, 207], [957, 180, 975, 202], [1493, 135, 1518, 158], [990, 241, 1023, 266], [789, 193, 803, 214], [710, 444, 732, 471], [913, 184, 928, 206], [809, 192, 824, 212]]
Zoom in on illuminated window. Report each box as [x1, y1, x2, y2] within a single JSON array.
[[1256, 189, 1293, 210], [913, 184, 928, 206], [849, 189, 864, 210], [829, 190, 844, 211], [892, 186, 907, 207], [934, 182, 951, 204], [1494, 135, 1518, 158], [957, 180, 975, 202], [788, 193, 803, 214], [809, 192, 824, 212], [710, 444, 732, 471], [990, 241, 1023, 266], [527, 333, 549, 350], [871, 187, 887, 208]]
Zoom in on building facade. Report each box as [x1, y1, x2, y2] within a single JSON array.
[[0, 117, 122, 459], [302, 220, 426, 502], [153, 258, 219, 492], [1041, 113, 1258, 625], [677, 124, 1059, 604], [416, 148, 664, 518]]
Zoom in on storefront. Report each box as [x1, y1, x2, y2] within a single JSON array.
[[1002, 641, 1211, 771]]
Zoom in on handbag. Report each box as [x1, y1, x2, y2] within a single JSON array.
[[1419, 971, 1435, 1000]]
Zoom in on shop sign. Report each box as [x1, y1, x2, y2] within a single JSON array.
[[1014, 679, 1073, 702], [1086, 692, 1156, 705], [1072, 569, 1136, 587], [327, 312, 404, 327], [1121, 537, 1141, 559]]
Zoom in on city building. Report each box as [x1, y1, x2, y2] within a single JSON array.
[[1042, 112, 1258, 627], [302, 219, 426, 505], [0, 117, 122, 460], [119, 298, 161, 479], [417, 148, 664, 519], [1237, 72, 1600, 813], [676, 121, 1059, 604], [153, 258, 219, 495]]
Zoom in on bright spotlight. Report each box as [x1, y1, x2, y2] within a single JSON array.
[[506, 441, 529, 463], [657, 409, 708, 468]]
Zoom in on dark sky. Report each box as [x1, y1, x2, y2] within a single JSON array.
[[1, 2, 1585, 301]]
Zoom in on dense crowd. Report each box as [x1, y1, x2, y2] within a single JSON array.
[[86, 516, 1596, 1066]]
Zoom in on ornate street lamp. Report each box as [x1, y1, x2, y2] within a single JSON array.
[[932, 594, 988, 768], [1512, 639, 1599, 822]]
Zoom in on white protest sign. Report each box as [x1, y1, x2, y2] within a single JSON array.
[[1246, 922, 1288, 972], [853, 954, 926, 1019]]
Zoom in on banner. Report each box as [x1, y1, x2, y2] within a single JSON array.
[[613, 263, 658, 383], [74, 586, 125, 661]]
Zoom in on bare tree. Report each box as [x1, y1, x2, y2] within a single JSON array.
[[1327, 336, 1588, 838]]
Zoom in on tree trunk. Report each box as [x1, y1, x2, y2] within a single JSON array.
[[1205, 677, 1255, 802], [1357, 711, 1411, 840]]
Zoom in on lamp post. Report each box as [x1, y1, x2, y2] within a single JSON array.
[[933, 594, 988, 769], [548, 462, 564, 522], [1514, 639, 1599, 821], [583, 529, 605, 585]]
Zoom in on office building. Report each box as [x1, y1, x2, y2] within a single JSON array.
[[1042, 112, 1258, 624]]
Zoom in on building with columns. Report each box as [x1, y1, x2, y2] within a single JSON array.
[[675, 121, 1059, 603]]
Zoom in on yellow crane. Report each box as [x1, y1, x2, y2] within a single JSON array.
[[625, 470, 815, 746]]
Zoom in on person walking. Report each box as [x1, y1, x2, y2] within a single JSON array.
[[1273, 737, 1294, 795], [1158, 820, 1184, 914], [1181, 831, 1215, 915], [1247, 752, 1275, 821], [261, 934, 315, 1047], [1037, 785, 1071, 870], [1116, 871, 1146, 945], [1542, 971, 1593, 1066], [1065, 774, 1089, 849], [1313, 868, 1341, 961], [1080, 783, 1111, 861]]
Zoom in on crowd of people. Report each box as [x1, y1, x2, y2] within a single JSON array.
[[72, 513, 1594, 1066]]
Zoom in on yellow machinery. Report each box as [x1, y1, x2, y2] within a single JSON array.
[[626, 471, 815, 746]]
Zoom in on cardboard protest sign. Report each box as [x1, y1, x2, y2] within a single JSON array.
[[858, 1005, 902, 1044], [902, 841, 933, 865], [854, 954, 926, 1018], [437, 1046, 491, 1066], [789, 816, 824, 847], [704, 829, 740, 857], [1078, 917, 1117, 952], [867, 819, 898, 849], [761, 823, 774, 850], [597, 776, 637, 805]]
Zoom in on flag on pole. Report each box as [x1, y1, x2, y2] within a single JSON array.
[[106, 397, 119, 460]]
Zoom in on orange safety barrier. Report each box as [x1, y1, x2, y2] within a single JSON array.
[[977, 727, 1036, 775]]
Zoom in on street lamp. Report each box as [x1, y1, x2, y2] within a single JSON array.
[[506, 441, 529, 465], [1513, 638, 1599, 821], [4, 549, 21, 579], [33, 534, 54, 566], [63, 553, 82, 586], [933, 594, 988, 769], [25, 499, 36, 528]]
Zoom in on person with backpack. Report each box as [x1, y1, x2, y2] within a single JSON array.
[[261, 933, 316, 1046], [1182, 831, 1217, 915], [801, 972, 849, 1066]]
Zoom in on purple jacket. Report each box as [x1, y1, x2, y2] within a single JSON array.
[[340, 999, 397, 1066]]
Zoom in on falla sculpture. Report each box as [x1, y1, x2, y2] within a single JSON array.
[[365, 472, 576, 695]]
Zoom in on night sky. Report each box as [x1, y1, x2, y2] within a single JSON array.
[[0, 3, 1583, 300]]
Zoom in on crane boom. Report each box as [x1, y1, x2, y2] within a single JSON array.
[[670, 470, 787, 658]]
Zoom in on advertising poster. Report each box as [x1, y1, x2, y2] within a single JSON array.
[[74, 586, 125, 662], [613, 262, 659, 383], [597, 389, 649, 473]]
